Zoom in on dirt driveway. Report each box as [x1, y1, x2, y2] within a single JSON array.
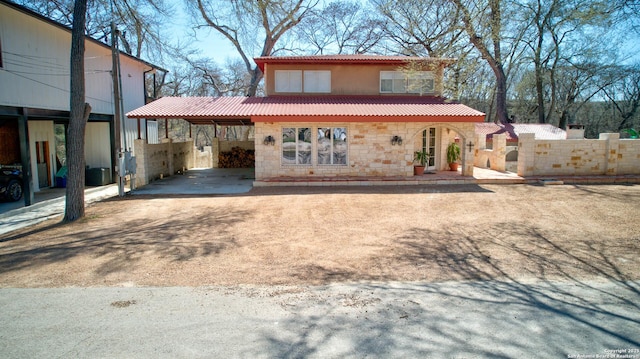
[[0, 184, 638, 287]]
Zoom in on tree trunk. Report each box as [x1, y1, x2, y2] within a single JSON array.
[[535, 62, 546, 123], [494, 66, 509, 123], [451, 0, 509, 124], [63, 0, 89, 223], [246, 67, 264, 97]]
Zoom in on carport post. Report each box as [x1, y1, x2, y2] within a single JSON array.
[[18, 110, 33, 206]]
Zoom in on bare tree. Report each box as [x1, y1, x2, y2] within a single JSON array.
[[63, 0, 91, 222], [450, 0, 510, 123], [601, 65, 640, 132], [517, 0, 617, 124], [297, 1, 385, 54], [373, 0, 463, 58], [190, 0, 318, 97]]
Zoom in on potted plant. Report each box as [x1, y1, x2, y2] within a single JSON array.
[[414, 149, 428, 175], [447, 142, 461, 171]]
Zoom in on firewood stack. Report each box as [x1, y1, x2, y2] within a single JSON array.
[[218, 146, 255, 168]]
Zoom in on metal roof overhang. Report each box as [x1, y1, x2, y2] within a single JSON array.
[[126, 96, 486, 125]]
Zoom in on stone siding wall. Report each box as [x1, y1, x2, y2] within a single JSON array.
[[254, 121, 476, 180]]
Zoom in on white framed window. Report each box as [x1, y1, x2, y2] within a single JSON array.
[[380, 71, 404, 93], [275, 70, 302, 93], [317, 127, 348, 165], [303, 70, 331, 93], [282, 127, 312, 165], [380, 71, 434, 94], [408, 72, 435, 94]]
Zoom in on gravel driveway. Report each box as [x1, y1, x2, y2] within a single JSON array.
[[0, 184, 638, 287]]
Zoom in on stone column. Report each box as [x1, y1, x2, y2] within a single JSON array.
[[212, 137, 220, 168], [462, 139, 474, 176], [493, 133, 507, 171], [133, 139, 148, 187]]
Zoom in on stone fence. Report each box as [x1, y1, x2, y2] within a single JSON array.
[[475, 132, 640, 177], [518, 133, 640, 176], [475, 133, 507, 171]]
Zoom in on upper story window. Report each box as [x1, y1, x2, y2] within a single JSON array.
[[303, 70, 331, 93], [0, 35, 3, 68], [380, 71, 434, 94], [275, 70, 302, 93], [275, 70, 331, 93]]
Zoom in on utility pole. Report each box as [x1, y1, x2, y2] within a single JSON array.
[[110, 21, 125, 196]]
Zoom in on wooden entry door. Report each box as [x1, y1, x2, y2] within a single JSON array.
[[36, 141, 50, 188]]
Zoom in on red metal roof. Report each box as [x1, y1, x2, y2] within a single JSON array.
[[126, 96, 485, 124], [475, 123, 566, 142], [254, 54, 456, 72]]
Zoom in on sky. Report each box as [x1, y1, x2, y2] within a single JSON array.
[[165, 1, 640, 69], [166, 3, 242, 67]]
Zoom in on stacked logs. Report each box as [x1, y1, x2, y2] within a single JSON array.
[[218, 147, 255, 168]]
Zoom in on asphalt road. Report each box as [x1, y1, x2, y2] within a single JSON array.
[[1, 280, 639, 358]]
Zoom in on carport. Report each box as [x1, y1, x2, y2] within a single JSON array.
[[127, 96, 256, 133], [126, 97, 256, 188]]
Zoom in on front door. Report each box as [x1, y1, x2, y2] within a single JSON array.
[[422, 128, 437, 171]]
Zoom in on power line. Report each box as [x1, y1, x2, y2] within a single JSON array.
[[4, 69, 115, 105]]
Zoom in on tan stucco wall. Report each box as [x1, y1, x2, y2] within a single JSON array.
[[263, 63, 445, 97], [254, 121, 475, 180]]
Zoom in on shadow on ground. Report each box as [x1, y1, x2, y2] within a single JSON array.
[[254, 222, 640, 357], [0, 206, 250, 277]]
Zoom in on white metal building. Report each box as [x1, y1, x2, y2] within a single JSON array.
[[0, 0, 165, 204]]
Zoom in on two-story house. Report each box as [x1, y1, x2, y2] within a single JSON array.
[[127, 54, 485, 185], [0, 0, 165, 201]]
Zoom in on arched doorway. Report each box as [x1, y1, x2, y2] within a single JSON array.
[[413, 123, 475, 176]]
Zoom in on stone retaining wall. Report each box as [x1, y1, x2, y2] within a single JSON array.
[[133, 139, 194, 187]]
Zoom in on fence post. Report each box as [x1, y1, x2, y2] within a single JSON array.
[[517, 133, 535, 177]]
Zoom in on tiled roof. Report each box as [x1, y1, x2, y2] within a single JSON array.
[[126, 96, 485, 124], [475, 123, 566, 141], [254, 54, 456, 72]]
